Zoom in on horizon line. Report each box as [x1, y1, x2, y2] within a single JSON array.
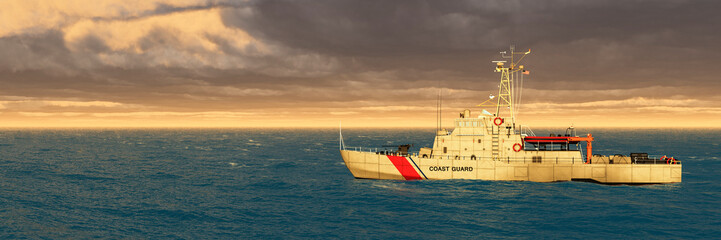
[[1, 125, 719, 129]]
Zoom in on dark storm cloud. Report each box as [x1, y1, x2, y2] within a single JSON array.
[[225, 0, 720, 54], [217, 0, 721, 94], [223, 1, 509, 55], [0, 31, 73, 71]]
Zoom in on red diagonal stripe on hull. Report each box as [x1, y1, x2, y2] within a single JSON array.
[[387, 155, 423, 180]]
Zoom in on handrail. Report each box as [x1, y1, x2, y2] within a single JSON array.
[[520, 125, 536, 137]]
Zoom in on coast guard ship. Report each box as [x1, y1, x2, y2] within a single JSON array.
[[339, 46, 682, 184]]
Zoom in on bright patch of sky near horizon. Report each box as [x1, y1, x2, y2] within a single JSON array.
[[0, 0, 720, 128]]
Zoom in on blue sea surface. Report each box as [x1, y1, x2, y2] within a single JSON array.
[[0, 128, 719, 238]]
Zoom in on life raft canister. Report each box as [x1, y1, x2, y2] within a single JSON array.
[[512, 143, 523, 152], [493, 117, 504, 126]]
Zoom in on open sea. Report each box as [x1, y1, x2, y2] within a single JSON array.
[[0, 128, 719, 239]]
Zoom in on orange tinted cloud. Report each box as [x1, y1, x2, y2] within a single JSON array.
[[0, 0, 225, 37], [63, 8, 264, 69]]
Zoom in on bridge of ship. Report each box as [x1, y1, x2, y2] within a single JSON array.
[[523, 135, 594, 163]]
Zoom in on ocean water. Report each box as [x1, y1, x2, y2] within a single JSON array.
[[0, 128, 719, 239]]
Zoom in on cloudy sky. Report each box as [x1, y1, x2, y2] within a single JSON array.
[[1, 0, 719, 128]]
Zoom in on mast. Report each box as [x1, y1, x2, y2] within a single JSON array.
[[493, 45, 530, 125]]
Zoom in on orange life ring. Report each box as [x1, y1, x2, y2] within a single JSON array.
[[669, 157, 676, 164], [512, 143, 522, 152], [493, 117, 504, 126], [661, 155, 668, 164]]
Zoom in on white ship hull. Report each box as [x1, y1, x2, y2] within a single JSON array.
[[340, 150, 682, 184]]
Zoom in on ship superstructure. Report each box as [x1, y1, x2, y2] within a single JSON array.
[[339, 46, 682, 184]]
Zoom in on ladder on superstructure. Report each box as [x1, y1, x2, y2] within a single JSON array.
[[491, 124, 500, 160]]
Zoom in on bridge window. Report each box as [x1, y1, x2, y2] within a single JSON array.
[[443, 147, 447, 153], [526, 142, 580, 151]]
